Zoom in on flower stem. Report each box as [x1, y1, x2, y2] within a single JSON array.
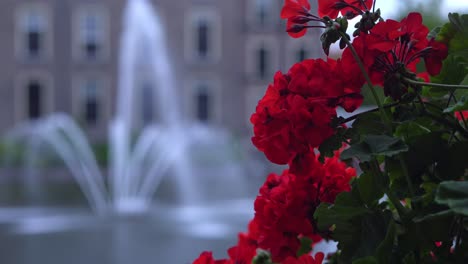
[[403, 77, 468, 90], [399, 156, 415, 198], [339, 32, 391, 128], [370, 159, 408, 216]]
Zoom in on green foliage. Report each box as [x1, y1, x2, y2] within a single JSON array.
[[252, 249, 273, 264], [341, 135, 408, 162], [315, 180, 393, 262], [436, 181, 468, 216], [314, 12, 468, 263], [296, 237, 313, 257]]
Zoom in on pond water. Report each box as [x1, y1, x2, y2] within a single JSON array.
[[0, 200, 253, 264]]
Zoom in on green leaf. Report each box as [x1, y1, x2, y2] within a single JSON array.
[[296, 237, 312, 257], [431, 54, 468, 87], [314, 184, 392, 262], [318, 127, 347, 161], [431, 13, 468, 99], [395, 121, 432, 142], [461, 74, 468, 85], [443, 95, 468, 113], [357, 172, 385, 206], [436, 181, 468, 216], [351, 112, 387, 141], [428, 26, 441, 40], [341, 142, 373, 162], [352, 257, 378, 264], [341, 135, 408, 162], [413, 209, 454, 223], [376, 221, 396, 264], [402, 252, 417, 264], [434, 141, 468, 181], [252, 249, 273, 264]]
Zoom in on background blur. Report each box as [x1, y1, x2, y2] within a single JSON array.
[[0, 0, 466, 264]]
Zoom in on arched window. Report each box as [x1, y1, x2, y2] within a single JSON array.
[[27, 81, 42, 119], [141, 82, 154, 124], [82, 79, 99, 125], [196, 85, 210, 122], [257, 46, 269, 79], [197, 20, 210, 59]]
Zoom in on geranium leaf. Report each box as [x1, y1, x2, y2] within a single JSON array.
[[314, 183, 392, 262], [395, 122, 432, 142], [357, 172, 385, 206], [352, 256, 378, 264], [341, 135, 408, 162], [351, 112, 387, 142], [318, 127, 348, 161], [436, 181, 468, 216], [434, 141, 468, 181], [375, 221, 396, 264], [296, 237, 313, 257]]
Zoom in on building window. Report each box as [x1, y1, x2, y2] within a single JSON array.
[[257, 46, 269, 79], [21, 9, 47, 59], [196, 86, 210, 122], [141, 82, 154, 124], [246, 37, 278, 81], [297, 47, 308, 61], [82, 79, 99, 125], [197, 20, 209, 59], [185, 9, 221, 63], [73, 7, 108, 62], [255, 0, 269, 26], [79, 12, 103, 60], [27, 81, 42, 119]]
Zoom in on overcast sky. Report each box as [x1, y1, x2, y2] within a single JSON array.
[[378, 0, 468, 18]]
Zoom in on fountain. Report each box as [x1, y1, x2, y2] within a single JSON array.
[[0, 1, 268, 262], [7, 0, 212, 215]]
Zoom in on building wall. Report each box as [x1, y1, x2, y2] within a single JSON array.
[[0, 0, 321, 141]]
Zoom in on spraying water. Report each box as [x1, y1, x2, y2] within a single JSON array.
[[7, 0, 199, 215]]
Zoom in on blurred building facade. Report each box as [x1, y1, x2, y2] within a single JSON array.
[[0, 0, 321, 141]]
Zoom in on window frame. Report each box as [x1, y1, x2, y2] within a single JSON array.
[[184, 8, 222, 64], [15, 4, 53, 62], [72, 5, 110, 63], [14, 71, 54, 123]]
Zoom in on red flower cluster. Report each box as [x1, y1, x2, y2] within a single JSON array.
[[318, 0, 373, 19], [250, 58, 364, 168], [284, 252, 325, 264], [192, 152, 355, 264], [252, 152, 355, 262], [281, 0, 323, 38], [348, 12, 448, 99]]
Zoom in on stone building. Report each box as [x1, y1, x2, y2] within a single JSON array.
[[0, 0, 321, 141]]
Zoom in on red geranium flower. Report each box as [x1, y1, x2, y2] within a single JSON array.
[[192, 252, 231, 264], [281, 0, 311, 19], [346, 12, 448, 100], [281, 0, 330, 38], [251, 58, 365, 166], [283, 252, 325, 264], [281, 0, 312, 38], [227, 220, 259, 264], [252, 152, 356, 262], [318, 0, 373, 19]]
